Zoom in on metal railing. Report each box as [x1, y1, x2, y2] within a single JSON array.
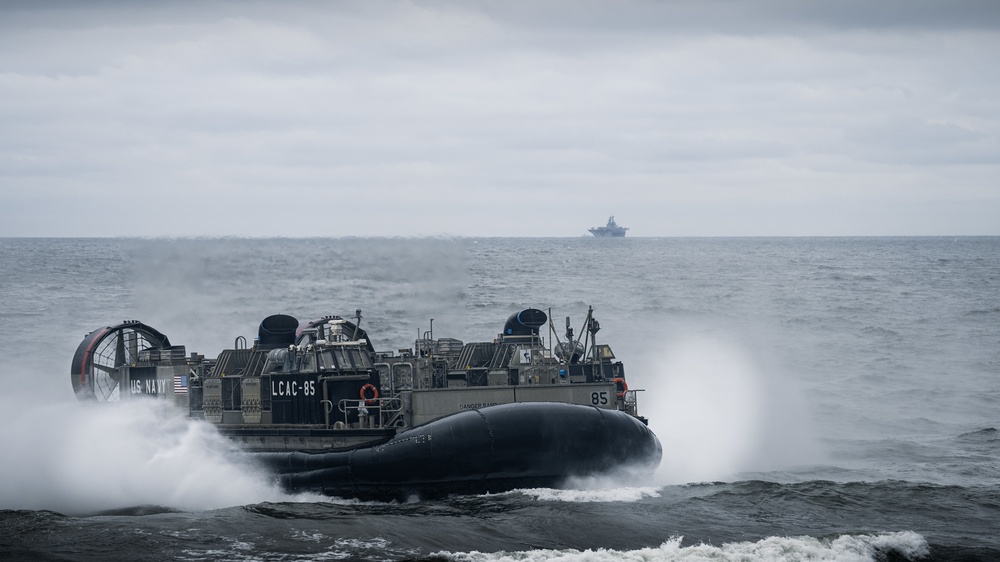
[[335, 396, 405, 429]]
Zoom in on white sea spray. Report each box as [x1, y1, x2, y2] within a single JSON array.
[[437, 531, 930, 562]]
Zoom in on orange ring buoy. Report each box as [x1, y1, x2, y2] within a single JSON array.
[[360, 383, 379, 405], [613, 377, 628, 398]]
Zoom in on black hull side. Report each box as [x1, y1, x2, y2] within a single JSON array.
[[254, 402, 662, 500]]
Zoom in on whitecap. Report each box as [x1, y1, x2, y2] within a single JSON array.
[[435, 531, 929, 562], [510, 486, 662, 503]]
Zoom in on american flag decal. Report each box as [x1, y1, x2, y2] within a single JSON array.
[[173, 374, 188, 395]]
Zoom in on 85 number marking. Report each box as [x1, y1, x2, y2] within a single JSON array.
[[591, 391, 609, 405]]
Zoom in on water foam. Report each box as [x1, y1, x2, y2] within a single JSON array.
[[511, 486, 662, 503], [0, 395, 317, 514], [437, 531, 929, 562]]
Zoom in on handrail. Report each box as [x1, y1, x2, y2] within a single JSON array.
[[336, 396, 405, 429]]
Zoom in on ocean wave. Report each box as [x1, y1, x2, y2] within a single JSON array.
[[860, 325, 901, 338], [508, 486, 663, 503], [435, 532, 929, 562], [965, 307, 1000, 316], [956, 427, 998, 443]]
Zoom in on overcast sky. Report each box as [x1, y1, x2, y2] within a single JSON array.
[[1, 1, 998, 237]]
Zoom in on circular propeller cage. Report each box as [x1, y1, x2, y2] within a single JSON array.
[[71, 321, 170, 402]]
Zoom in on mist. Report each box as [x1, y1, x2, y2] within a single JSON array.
[[632, 329, 821, 485], [122, 237, 472, 354], [0, 391, 314, 514]]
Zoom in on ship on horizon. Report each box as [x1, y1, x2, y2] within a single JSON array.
[[589, 216, 629, 237]]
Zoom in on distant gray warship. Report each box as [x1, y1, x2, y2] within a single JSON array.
[[589, 216, 629, 237]]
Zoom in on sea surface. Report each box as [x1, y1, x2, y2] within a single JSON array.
[[0, 237, 997, 561]]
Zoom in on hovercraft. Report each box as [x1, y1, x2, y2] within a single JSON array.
[[71, 307, 661, 500]]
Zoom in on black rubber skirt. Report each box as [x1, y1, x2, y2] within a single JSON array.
[[254, 401, 662, 500]]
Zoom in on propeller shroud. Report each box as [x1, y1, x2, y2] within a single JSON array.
[[70, 321, 171, 402]]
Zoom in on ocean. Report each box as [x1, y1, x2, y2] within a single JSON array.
[[0, 236, 997, 561]]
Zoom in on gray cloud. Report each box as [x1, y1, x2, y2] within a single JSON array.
[[1, 1, 998, 236]]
